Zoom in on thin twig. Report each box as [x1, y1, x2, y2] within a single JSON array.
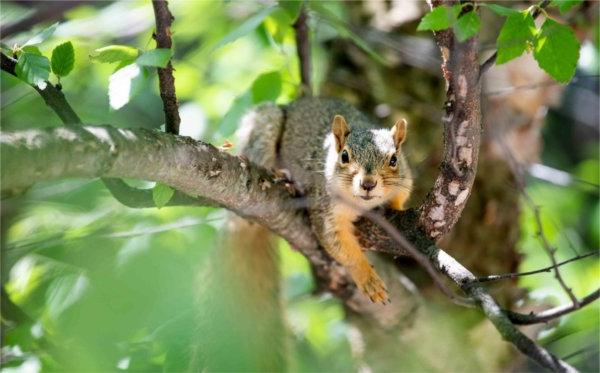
[[524, 194, 581, 307], [292, 5, 312, 96], [1, 53, 80, 124], [338, 195, 474, 307], [506, 288, 599, 325], [151, 0, 180, 134], [0, 52, 203, 209], [493, 129, 582, 308], [479, 0, 551, 78], [477, 252, 598, 282]]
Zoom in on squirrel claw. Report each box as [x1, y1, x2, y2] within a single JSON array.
[[354, 266, 389, 304]]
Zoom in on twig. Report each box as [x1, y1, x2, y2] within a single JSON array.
[[0, 52, 203, 209], [423, 241, 577, 372], [479, 0, 551, 78], [292, 5, 312, 96], [492, 126, 582, 308], [1, 53, 80, 124], [338, 195, 474, 307], [477, 251, 598, 282], [525, 187, 581, 307], [506, 288, 599, 325], [151, 0, 180, 134]]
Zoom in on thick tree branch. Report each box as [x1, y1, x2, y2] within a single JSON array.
[[1, 52, 201, 209], [0, 126, 320, 259], [151, 0, 180, 134], [418, 1, 481, 241], [293, 6, 312, 95]]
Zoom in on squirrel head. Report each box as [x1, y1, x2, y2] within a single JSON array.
[[327, 115, 410, 209]]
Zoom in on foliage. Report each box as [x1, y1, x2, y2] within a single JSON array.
[[1, 0, 597, 371], [417, 2, 581, 83]]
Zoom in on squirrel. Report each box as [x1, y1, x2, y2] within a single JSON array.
[[193, 97, 412, 370], [280, 97, 412, 303]]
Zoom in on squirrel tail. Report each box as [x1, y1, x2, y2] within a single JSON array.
[[192, 215, 286, 371], [191, 103, 287, 371]]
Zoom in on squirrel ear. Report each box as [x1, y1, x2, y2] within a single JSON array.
[[391, 118, 407, 148], [332, 115, 350, 152]]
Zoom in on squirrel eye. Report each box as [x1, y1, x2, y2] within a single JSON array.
[[389, 155, 397, 167], [341, 150, 349, 164]]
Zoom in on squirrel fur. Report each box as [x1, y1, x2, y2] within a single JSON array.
[[194, 97, 412, 370]]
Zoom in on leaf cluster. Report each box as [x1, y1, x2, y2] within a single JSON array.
[[417, 1, 582, 83]]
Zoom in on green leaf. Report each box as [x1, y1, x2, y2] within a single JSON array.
[[417, 6, 456, 31], [279, 0, 303, 20], [533, 18, 580, 83], [23, 22, 58, 46], [482, 3, 519, 16], [251, 71, 282, 103], [136, 48, 173, 68], [51, 41, 75, 77], [15, 46, 50, 89], [108, 63, 145, 110], [496, 11, 536, 64], [153, 182, 175, 208], [265, 8, 293, 45], [90, 45, 139, 64], [454, 11, 481, 42], [46, 273, 89, 321], [219, 91, 252, 137], [550, 0, 583, 14], [213, 6, 277, 51]]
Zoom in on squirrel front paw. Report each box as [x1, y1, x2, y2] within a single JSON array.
[[351, 264, 389, 304]]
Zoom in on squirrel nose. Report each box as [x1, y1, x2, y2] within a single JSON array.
[[361, 179, 377, 192]]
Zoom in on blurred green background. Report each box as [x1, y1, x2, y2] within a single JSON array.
[[1, 1, 598, 371]]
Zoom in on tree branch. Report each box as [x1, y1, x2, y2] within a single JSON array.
[[151, 0, 181, 134], [506, 288, 600, 325], [1, 54, 80, 124], [293, 5, 312, 96], [418, 1, 481, 241], [0, 125, 320, 259], [477, 251, 598, 282]]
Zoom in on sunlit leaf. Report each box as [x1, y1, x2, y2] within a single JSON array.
[[153, 182, 175, 209], [218, 91, 252, 137], [108, 63, 144, 110], [278, 0, 303, 20], [45, 273, 89, 321], [23, 22, 59, 47], [252, 71, 281, 103], [496, 11, 536, 64], [454, 11, 481, 42], [417, 5, 456, 31], [533, 18, 580, 83], [15, 46, 50, 89], [90, 45, 139, 64], [136, 48, 173, 68], [51, 41, 75, 77]]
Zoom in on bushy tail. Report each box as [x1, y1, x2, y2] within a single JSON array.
[[191, 103, 287, 371]]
